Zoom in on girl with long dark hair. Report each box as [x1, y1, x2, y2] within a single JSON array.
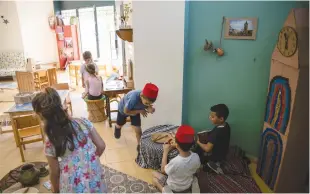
[[32, 87, 106, 193]]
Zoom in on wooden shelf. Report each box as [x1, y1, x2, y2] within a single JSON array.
[[116, 29, 133, 42]]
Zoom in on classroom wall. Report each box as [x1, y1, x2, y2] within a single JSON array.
[[182, 1, 308, 156], [15, 1, 58, 63], [0, 1, 24, 52], [132, 1, 185, 129]]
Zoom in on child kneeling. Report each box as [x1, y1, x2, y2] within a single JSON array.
[[152, 125, 201, 193]]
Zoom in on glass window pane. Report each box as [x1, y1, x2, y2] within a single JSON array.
[[96, 6, 114, 62], [78, 7, 98, 59]]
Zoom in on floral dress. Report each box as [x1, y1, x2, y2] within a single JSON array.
[[44, 118, 107, 193]]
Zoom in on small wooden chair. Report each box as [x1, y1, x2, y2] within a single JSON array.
[[34, 70, 49, 90], [12, 114, 44, 162], [52, 83, 73, 116], [109, 94, 130, 124]]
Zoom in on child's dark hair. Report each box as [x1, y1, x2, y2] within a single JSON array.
[[85, 63, 96, 75], [32, 87, 77, 157], [175, 138, 194, 152], [141, 94, 156, 103], [83, 51, 92, 61], [210, 104, 229, 121]]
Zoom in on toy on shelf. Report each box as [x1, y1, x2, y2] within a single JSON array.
[[55, 21, 80, 70]]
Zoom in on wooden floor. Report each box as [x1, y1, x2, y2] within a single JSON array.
[[0, 70, 272, 192]]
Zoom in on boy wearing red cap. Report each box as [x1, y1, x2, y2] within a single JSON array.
[[114, 83, 159, 149], [152, 125, 201, 193]]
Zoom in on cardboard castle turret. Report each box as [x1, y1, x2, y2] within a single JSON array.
[[256, 8, 309, 192]]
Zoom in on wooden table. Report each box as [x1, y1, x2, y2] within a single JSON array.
[[103, 83, 132, 127], [4, 90, 70, 147], [15, 68, 57, 93]]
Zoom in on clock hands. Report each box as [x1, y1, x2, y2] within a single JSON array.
[[284, 32, 288, 50]]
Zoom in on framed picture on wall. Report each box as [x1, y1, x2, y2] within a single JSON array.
[[224, 17, 258, 40]]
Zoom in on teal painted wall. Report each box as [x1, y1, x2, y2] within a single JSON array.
[[182, 1, 308, 156]]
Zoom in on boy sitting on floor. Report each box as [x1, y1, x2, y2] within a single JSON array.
[[152, 125, 201, 193], [195, 103, 230, 173]]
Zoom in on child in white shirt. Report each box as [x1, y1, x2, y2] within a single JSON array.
[[152, 125, 201, 193]]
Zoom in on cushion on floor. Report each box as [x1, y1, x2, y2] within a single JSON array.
[[198, 146, 261, 193]]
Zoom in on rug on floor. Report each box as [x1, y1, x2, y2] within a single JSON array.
[[0, 163, 159, 193], [103, 165, 159, 193]]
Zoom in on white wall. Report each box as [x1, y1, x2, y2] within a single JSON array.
[[15, 1, 57, 63], [0, 1, 24, 52], [132, 1, 185, 129]]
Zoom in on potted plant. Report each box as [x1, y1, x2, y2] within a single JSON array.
[[120, 3, 132, 29]]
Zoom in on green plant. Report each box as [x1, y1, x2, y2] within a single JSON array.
[[120, 3, 132, 26]]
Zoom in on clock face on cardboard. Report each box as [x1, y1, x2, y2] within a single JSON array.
[[277, 26, 298, 57]]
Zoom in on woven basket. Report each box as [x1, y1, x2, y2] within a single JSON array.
[[85, 97, 107, 123]]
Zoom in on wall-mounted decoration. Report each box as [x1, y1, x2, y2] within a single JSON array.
[[48, 15, 55, 30], [264, 76, 291, 135], [203, 40, 224, 56], [55, 15, 64, 26], [257, 127, 283, 190], [203, 17, 226, 57], [57, 33, 64, 41], [277, 26, 298, 57], [1, 15, 9, 25], [224, 17, 257, 40], [65, 38, 73, 48]]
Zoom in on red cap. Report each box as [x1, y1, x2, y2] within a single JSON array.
[[142, 83, 159, 99], [175, 125, 195, 143]]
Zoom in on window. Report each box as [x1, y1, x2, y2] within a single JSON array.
[[78, 7, 98, 59], [60, 5, 122, 66]]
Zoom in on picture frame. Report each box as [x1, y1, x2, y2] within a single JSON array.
[[224, 17, 258, 40]]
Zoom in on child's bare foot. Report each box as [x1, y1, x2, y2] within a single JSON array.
[[152, 177, 163, 192]]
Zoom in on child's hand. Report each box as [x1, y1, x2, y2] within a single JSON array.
[[197, 137, 201, 145], [163, 143, 173, 153], [95, 147, 105, 157], [147, 106, 155, 114], [167, 138, 176, 148], [141, 110, 148, 117]]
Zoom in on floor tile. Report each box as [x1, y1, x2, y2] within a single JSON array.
[[105, 148, 133, 163]]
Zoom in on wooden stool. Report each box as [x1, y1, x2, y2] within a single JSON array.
[[84, 97, 107, 123]]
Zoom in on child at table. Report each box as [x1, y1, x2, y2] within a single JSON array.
[[82, 63, 103, 100], [32, 87, 107, 193], [114, 83, 159, 151], [152, 125, 201, 193], [80, 51, 99, 88]]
